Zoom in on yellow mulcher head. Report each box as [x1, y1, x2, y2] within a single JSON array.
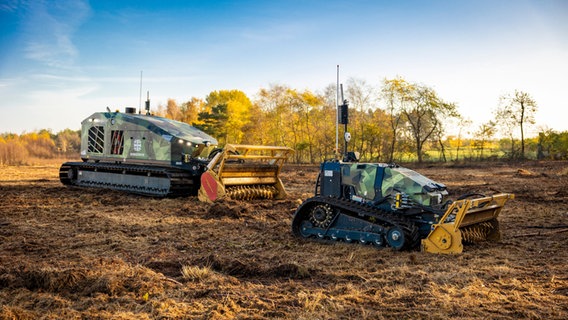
[[421, 193, 515, 254], [198, 144, 294, 203]]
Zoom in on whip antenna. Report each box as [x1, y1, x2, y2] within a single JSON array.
[[336, 65, 339, 155], [138, 70, 143, 114]]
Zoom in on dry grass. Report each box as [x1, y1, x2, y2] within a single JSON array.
[[0, 161, 567, 319]]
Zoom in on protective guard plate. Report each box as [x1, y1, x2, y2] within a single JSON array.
[[421, 193, 514, 254], [197, 144, 293, 202]]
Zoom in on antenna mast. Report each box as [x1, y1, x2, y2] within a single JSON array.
[[138, 70, 143, 114], [145, 91, 150, 115], [336, 65, 339, 156]]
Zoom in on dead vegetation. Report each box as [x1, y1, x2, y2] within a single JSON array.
[[0, 161, 567, 319]]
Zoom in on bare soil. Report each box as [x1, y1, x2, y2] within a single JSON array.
[[0, 161, 567, 319]]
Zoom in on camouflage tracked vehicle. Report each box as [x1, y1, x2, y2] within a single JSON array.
[[60, 107, 292, 200], [292, 84, 513, 254], [292, 161, 514, 253]]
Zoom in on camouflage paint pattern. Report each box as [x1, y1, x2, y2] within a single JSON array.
[[382, 167, 448, 206], [341, 163, 379, 200], [80, 111, 218, 168], [341, 163, 448, 206]]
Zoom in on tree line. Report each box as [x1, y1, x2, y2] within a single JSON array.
[[0, 129, 80, 165], [2, 77, 567, 165], [154, 77, 566, 163]]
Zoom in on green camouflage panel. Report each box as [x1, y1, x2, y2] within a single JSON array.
[[341, 163, 448, 206], [382, 167, 448, 206], [80, 111, 217, 166], [341, 163, 379, 199]]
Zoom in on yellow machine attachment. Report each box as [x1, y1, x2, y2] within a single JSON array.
[[421, 193, 515, 254], [198, 144, 294, 202]]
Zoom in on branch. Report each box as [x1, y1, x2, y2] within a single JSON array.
[[511, 228, 568, 238]]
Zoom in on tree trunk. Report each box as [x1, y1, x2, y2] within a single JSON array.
[[416, 136, 423, 163], [456, 139, 461, 161], [438, 138, 447, 162], [520, 100, 525, 159]]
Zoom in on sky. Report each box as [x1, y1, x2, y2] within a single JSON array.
[[1, 0, 567, 136]]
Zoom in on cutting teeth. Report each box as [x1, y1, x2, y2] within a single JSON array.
[[461, 221, 497, 243], [226, 185, 277, 200]]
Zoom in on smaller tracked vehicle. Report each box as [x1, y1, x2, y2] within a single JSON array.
[[292, 79, 512, 254], [292, 160, 514, 253]]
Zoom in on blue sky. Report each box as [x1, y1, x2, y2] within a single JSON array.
[[1, 0, 567, 135]]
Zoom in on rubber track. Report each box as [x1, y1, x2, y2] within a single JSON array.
[[59, 162, 198, 197], [293, 196, 421, 250]]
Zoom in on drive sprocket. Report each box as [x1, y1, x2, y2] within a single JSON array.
[[308, 203, 335, 228]]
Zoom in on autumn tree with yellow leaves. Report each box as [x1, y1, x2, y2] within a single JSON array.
[[2, 79, 560, 165], [194, 90, 253, 145]]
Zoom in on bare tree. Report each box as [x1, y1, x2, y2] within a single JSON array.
[[496, 90, 538, 159], [380, 77, 413, 162], [454, 117, 472, 161], [402, 85, 459, 163], [473, 121, 496, 160], [345, 78, 376, 158]]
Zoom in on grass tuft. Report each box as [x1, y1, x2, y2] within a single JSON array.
[[181, 265, 215, 282]]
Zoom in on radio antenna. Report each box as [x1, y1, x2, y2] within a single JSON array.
[[336, 65, 339, 156], [138, 70, 143, 114], [145, 91, 150, 115], [339, 83, 349, 156]]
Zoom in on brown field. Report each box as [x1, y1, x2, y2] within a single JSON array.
[[0, 161, 567, 319]]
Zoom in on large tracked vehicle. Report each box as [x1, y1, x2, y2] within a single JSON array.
[[60, 107, 292, 200]]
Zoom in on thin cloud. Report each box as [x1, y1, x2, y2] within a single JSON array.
[[239, 21, 314, 43], [21, 0, 91, 69], [0, 0, 20, 12]]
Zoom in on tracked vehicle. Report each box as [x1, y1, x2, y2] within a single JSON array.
[[60, 106, 293, 200], [291, 161, 514, 253], [291, 83, 513, 254]]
